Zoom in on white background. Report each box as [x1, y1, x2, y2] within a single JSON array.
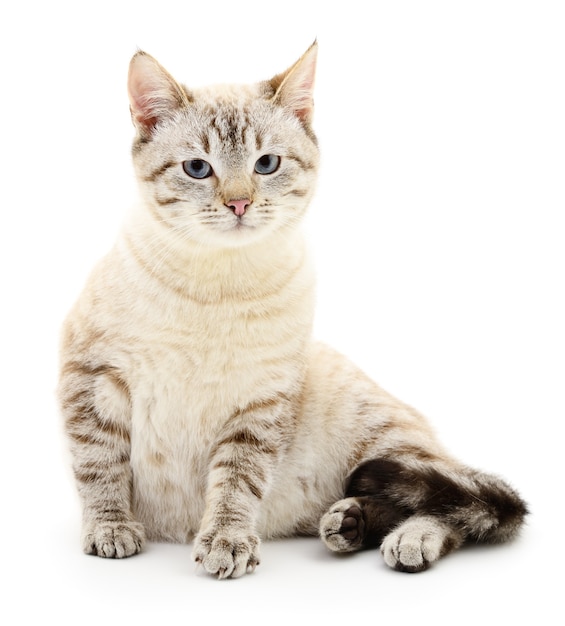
[[1, 1, 563, 623]]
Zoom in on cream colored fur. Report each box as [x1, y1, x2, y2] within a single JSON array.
[[59, 44, 526, 578], [63, 207, 443, 540]]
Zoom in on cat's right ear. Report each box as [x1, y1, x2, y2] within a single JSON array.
[[127, 51, 190, 139]]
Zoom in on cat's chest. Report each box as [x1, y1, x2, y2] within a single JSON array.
[[120, 287, 311, 537], [119, 279, 310, 435]]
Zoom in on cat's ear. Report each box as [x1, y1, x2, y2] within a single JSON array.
[[269, 41, 317, 123], [127, 51, 191, 139]]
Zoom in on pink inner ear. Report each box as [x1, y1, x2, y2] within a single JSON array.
[[129, 89, 149, 125], [294, 76, 315, 121], [279, 44, 317, 121], [128, 63, 158, 129], [127, 53, 183, 136]]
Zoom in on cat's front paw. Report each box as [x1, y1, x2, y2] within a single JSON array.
[[82, 520, 146, 559], [192, 530, 260, 579], [381, 516, 460, 573], [320, 497, 365, 553]]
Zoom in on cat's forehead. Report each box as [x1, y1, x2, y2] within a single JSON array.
[[193, 82, 266, 105], [190, 83, 278, 125], [179, 82, 290, 153]]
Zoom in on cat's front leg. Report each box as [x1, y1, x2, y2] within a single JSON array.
[[192, 397, 288, 578], [59, 362, 145, 558]]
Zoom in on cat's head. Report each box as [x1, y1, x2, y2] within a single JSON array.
[[127, 44, 319, 248]]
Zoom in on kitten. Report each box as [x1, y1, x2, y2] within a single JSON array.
[[59, 43, 527, 578]]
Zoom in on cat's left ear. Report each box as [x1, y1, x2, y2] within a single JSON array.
[[128, 51, 190, 139], [270, 41, 317, 123]]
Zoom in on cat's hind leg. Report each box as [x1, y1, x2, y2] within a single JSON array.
[[380, 515, 462, 573], [320, 498, 367, 553], [321, 457, 527, 571], [320, 497, 462, 572]]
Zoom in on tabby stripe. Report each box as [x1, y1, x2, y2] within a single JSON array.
[[212, 508, 248, 527], [78, 453, 130, 470], [74, 470, 105, 484], [304, 125, 318, 146], [74, 469, 123, 485], [61, 361, 115, 379], [233, 393, 291, 418], [211, 459, 266, 500], [155, 196, 183, 206], [131, 136, 150, 154], [210, 115, 222, 139], [68, 430, 102, 446], [143, 160, 177, 182], [244, 480, 263, 500], [67, 418, 129, 443], [66, 406, 130, 442], [241, 113, 250, 145], [213, 429, 278, 456], [285, 188, 308, 197], [92, 509, 131, 523], [199, 132, 210, 153], [212, 458, 264, 478], [287, 151, 315, 170]]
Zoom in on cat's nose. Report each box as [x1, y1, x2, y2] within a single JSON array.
[[226, 198, 251, 217]]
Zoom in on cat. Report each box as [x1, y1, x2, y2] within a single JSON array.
[[58, 42, 527, 579]]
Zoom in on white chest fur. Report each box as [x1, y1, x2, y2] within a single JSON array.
[[99, 225, 316, 541]]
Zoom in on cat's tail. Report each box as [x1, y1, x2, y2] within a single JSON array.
[[344, 458, 528, 545]]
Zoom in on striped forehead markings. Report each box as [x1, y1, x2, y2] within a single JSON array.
[[207, 105, 255, 151]]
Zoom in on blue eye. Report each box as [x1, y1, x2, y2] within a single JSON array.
[[254, 154, 281, 175], [183, 159, 213, 179]]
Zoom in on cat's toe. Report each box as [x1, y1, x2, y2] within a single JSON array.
[[82, 520, 146, 559], [193, 531, 260, 579], [320, 497, 365, 553]]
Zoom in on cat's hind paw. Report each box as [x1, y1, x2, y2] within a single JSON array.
[[320, 497, 365, 553], [192, 530, 261, 579], [82, 520, 146, 559], [381, 516, 462, 573]]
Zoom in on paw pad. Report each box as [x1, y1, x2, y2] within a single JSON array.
[[320, 498, 365, 553]]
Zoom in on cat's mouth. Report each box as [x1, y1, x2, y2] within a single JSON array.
[[233, 218, 255, 231], [199, 212, 256, 234], [197, 209, 274, 246], [203, 215, 259, 242], [224, 213, 257, 233]]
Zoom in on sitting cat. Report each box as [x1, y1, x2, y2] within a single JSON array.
[[58, 42, 527, 578]]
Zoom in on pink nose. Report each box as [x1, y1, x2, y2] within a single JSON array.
[[226, 198, 251, 217]]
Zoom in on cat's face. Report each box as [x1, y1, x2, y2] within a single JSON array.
[[128, 47, 319, 248]]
